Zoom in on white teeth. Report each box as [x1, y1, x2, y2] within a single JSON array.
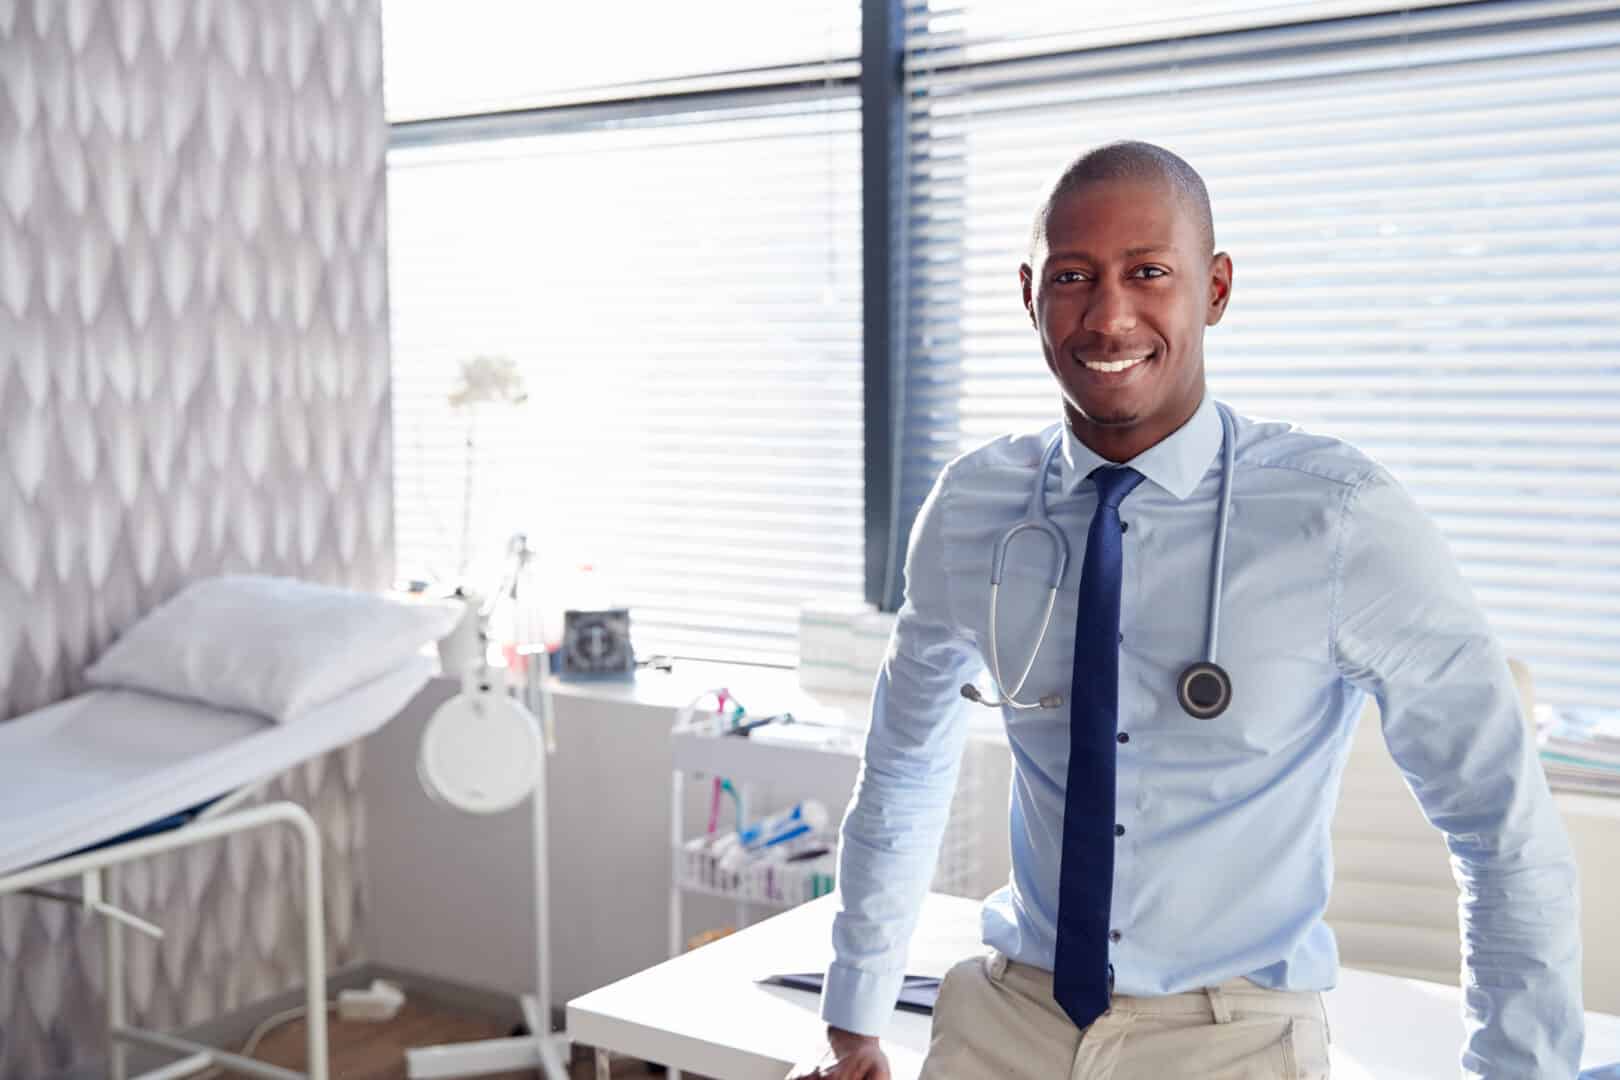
[[1082, 354, 1148, 373]]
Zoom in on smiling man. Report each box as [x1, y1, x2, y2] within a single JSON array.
[[1021, 146, 1220, 464], [788, 142, 1583, 1079]]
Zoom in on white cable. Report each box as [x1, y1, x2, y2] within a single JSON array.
[[193, 1002, 337, 1080]]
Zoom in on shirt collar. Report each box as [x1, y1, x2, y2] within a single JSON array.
[[1058, 394, 1223, 501]]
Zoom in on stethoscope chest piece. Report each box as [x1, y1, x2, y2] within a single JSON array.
[[1177, 660, 1232, 719]]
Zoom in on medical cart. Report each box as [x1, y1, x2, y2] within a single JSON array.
[[668, 726, 862, 959]]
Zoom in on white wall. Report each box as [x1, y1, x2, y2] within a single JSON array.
[[366, 678, 711, 1001]]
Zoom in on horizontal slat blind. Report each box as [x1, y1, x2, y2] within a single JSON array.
[[389, 98, 864, 665], [903, 1, 1620, 707], [382, 0, 864, 121]]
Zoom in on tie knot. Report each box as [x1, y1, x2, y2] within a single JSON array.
[[1089, 466, 1144, 509]]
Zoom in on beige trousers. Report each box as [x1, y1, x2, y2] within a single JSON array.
[[920, 952, 1331, 1079]]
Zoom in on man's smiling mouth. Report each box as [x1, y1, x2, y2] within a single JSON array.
[[1080, 352, 1151, 374]]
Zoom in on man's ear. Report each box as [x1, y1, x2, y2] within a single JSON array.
[[1206, 252, 1234, 327], [1019, 263, 1036, 328]]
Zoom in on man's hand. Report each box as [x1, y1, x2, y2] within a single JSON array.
[[785, 1026, 891, 1080]]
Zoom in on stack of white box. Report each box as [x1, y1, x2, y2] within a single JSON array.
[[798, 598, 897, 696]]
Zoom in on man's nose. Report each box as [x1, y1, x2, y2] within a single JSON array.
[[1082, 281, 1137, 336]]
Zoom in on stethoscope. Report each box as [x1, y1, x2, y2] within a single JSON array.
[[960, 403, 1236, 719]]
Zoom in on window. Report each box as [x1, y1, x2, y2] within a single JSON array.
[[384, 4, 864, 665], [382, 0, 862, 121], [383, 2, 1619, 698], [900, 1, 1620, 707]]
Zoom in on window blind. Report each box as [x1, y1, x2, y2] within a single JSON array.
[[902, 0, 1620, 708], [385, 6, 864, 666], [382, 0, 862, 121]]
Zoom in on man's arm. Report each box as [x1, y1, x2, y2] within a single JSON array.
[[822, 465, 979, 1036], [1332, 467, 1583, 1077]]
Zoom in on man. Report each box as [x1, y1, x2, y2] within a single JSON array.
[[788, 142, 1582, 1078]]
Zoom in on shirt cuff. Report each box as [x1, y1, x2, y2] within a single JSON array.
[[820, 960, 902, 1037]]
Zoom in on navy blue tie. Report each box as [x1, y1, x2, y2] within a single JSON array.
[[1053, 464, 1144, 1031]]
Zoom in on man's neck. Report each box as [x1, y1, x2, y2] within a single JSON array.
[[1066, 398, 1202, 464]]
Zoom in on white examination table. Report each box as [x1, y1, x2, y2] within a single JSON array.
[[0, 656, 435, 1080]]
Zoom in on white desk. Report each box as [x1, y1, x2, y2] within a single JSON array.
[[568, 892, 1620, 1080]]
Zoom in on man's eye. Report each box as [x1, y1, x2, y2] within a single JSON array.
[[1053, 270, 1088, 284], [1134, 266, 1168, 279]]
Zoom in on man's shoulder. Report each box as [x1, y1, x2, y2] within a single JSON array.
[[936, 425, 1059, 489], [1227, 407, 1386, 492]]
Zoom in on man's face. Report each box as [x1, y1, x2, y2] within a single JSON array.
[[1019, 177, 1232, 461]]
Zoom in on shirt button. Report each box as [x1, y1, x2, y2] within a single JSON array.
[[1114, 824, 1125, 837], [1109, 930, 1123, 943], [1116, 732, 1129, 744], [1120, 521, 1129, 533]]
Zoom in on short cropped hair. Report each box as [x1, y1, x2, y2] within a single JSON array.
[[1028, 141, 1215, 260]]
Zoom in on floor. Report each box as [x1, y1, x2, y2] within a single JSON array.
[[249, 999, 696, 1080]]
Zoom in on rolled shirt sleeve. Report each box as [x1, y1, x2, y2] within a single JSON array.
[[822, 465, 979, 1036], [1331, 467, 1584, 1077]]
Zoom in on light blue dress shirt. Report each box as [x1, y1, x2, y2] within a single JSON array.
[[824, 395, 1583, 1077]]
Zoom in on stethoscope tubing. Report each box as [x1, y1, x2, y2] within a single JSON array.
[[985, 581, 1060, 709], [972, 402, 1236, 714], [1204, 404, 1236, 665]]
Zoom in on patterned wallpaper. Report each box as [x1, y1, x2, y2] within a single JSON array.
[[0, 0, 391, 1074]]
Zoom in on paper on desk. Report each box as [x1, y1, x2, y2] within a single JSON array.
[[760, 972, 940, 1014]]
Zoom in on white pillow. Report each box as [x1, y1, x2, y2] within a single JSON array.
[[86, 574, 463, 723]]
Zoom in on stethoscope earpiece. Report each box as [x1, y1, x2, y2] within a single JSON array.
[[1176, 661, 1232, 719]]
